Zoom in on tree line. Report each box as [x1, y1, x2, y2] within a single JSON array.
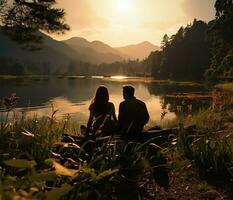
[[142, 20, 211, 81], [142, 0, 233, 82]]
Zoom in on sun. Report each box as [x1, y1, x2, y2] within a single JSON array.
[[117, 0, 131, 13]]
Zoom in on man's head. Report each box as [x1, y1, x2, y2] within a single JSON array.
[[123, 85, 135, 99]]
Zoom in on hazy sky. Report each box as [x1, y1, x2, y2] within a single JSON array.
[[54, 0, 216, 46]]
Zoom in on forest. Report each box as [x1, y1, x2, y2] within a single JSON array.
[[142, 0, 233, 82]]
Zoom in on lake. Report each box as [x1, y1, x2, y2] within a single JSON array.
[[0, 76, 209, 124]]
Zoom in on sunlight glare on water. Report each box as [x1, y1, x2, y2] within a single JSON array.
[[110, 76, 128, 80]]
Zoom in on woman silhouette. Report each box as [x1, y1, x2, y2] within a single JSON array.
[[86, 86, 117, 136]]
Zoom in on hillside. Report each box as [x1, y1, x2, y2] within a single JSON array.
[[116, 41, 159, 60], [64, 37, 159, 61], [0, 30, 159, 75], [0, 29, 82, 73], [63, 37, 125, 64]]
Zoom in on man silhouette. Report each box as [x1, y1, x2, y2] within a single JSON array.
[[118, 85, 149, 139]]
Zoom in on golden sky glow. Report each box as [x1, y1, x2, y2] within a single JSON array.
[[54, 0, 215, 46], [116, 0, 131, 13]]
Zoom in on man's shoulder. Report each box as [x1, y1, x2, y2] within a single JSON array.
[[119, 100, 127, 107], [134, 98, 146, 106], [120, 98, 145, 106]]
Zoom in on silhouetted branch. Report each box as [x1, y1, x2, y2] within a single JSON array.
[[0, 0, 69, 49]]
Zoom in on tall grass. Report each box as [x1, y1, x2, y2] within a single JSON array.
[[188, 109, 223, 131], [171, 104, 233, 179], [176, 128, 233, 176], [0, 99, 161, 199], [156, 90, 233, 179], [0, 129, 156, 199], [1, 92, 232, 199]]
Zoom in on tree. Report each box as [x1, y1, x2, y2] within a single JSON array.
[[160, 34, 169, 50], [143, 50, 162, 78], [0, 0, 69, 48], [205, 0, 233, 81]]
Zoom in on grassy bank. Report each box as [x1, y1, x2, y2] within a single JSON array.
[[0, 100, 233, 199]]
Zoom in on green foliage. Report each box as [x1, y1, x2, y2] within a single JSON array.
[[0, 103, 74, 164], [0, 107, 163, 199], [45, 184, 73, 200], [4, 159, 36, 169], [176, 129, 233, 177], [29, 171, 57, 182], [0, 136, 155, 199], [168, 106, 233, 179]]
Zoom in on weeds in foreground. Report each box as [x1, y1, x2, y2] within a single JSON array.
[[0, 131, 163, 199], [0, 92, 233, 199], [175, 128, 233, 177], [188, 109, 223, 131], [0, 99, 166, 199]]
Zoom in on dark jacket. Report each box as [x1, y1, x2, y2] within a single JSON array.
[[118, 97, 149, 137]]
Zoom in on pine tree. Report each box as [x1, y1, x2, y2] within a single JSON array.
[[160, 34, 169, 50]]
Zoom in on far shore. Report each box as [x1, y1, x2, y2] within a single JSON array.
[[1, 75, 233, 91], [0, 74, 204, 86]]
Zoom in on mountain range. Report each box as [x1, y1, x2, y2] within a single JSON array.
[[0, 28, 159, 73], [63, 37, 159, 62], [116, 41, 159, 60]]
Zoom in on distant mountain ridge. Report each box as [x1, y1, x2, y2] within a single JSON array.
[[0, 28, 159, 74], [63, 37, 159, 61], [116, 41, 160, 60], [0, 28, 77, 73], [63, 37, 125, 64]]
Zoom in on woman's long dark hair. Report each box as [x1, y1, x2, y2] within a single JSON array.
[[89, 86, 109, 115]]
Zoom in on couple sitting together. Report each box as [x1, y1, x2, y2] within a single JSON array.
[[85, 85, 150, 139]]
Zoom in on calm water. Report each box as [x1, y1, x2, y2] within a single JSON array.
[[0, 76, 208, 124]]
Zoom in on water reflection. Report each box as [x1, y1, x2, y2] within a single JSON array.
[[21, 97, 90, 122], [110, 76, 128, 80], [161, 93, 213, 117], [0, 77, 209, 124]]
